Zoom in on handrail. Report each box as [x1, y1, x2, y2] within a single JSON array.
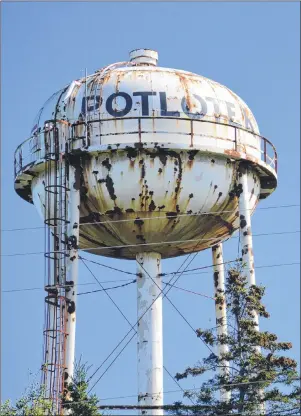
[[14, 115, 278, 178]]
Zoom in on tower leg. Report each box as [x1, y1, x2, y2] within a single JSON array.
[[212, 243, 231, 402], [64, 164, 80, 389], [238, 164, 258, 325], [238, 164, 265, 415], [136, 252, 163, 416]]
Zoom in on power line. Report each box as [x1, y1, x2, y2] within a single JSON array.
[[133, 247, 217, 352], [85, 253, 197, 388], [61, 380, 301, 416], [88, 331, 137, 389], [79, 256, 136, 276], [87, 243, 204, 390], [87, 229, 234, 393], [61, 377, 301, 403], [1, 230, 299, 257], [87, 230, 301, 395], [162, 258, 238, 276], [180, 262, 301, 277], [81, 254, 194, 399], [95, 405, 300, 415], [134, 252, 215, 338], [82, 257, 144, 390], [3, 215, 298, 398], [1, 203, 299, 233], [79, 281, 215, 302], [68, 204, 301, 229], [73, 231, 301, 254], [81, 256, 195, 404], [83, 255, 236, 277], [164, 261, 301, 277], [68, 234, 300, 401], [2, 261, 299, 294], [81, 259, 135, 330], [77, 280, 136, 296], [163, 365, 196, 405], [163, 283, 215, 300], [2, 278, 134, 293]]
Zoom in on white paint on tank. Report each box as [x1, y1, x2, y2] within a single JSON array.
[[16, 49, 277, 258]]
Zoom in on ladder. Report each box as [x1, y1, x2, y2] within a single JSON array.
[[42, 120, 71, 415]]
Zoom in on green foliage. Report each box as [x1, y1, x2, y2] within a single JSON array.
[[0, 382, 52, 416], [63, 360, 101, 415], [173, 262, 301, 415], [1, 360, 102, 416]]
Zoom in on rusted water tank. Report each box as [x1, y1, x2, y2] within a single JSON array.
[[14, 49, 277, 259]]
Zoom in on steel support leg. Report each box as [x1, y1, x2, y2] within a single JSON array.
[[64, 164, 80, 388], [212, 243, 231, 402], [238, 164, 265, 415], [136, 252, 163, 416], [238, 164, 258, 325]]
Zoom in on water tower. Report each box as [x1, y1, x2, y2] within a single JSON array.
[[14, 49, 277, 414]]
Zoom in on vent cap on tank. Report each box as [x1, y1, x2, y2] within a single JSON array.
[[129, 49, 158, 66]]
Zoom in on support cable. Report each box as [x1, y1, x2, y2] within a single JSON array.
[[2, 261, 299, 294], [81, 259, 134, 329], [132, 248, 216, 354], [79, 255, 136, 275], [81, 257, 194, 403], [77, 280, 136, 296], [87, 232, 212, 390]]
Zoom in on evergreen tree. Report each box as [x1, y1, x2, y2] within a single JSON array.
[[173, 262, 300, 416], [63, 360, 101, 415]]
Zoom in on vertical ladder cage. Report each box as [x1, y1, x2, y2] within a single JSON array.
[[42, 119, 71, 415]]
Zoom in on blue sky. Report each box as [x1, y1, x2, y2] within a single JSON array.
[[1, 1, 300, 411]]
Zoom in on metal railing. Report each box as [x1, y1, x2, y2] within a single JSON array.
[[14, 119, 69, 177], [14, 116, 278, 178]]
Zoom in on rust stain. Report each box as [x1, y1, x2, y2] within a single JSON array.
[[115, 71, 122, 94], [186, 150, 198, 170], [245, 155, 258, 164], [175, 71, 192, 111], [152, 110, 156, 131], [96, 69, 113, 116], [224, 149, 241, 159], [129, 159, 136, 170], [187, 160, 193, 169]]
